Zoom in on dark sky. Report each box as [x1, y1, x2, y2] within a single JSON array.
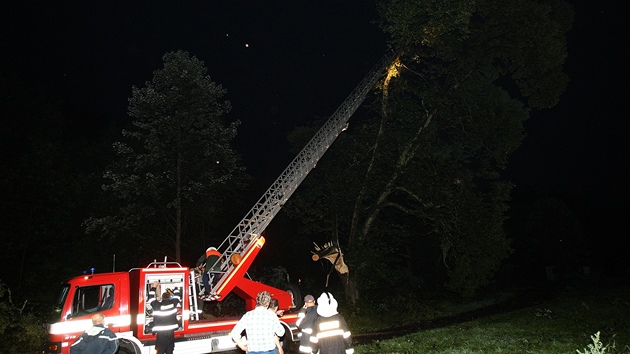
[[2, 1, 627, 226], [506, 0, 627, 211], [3, 1, 387, 172]]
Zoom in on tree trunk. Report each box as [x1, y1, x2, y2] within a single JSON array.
[[339, 273, 359, 304], [175, 149, 182, 262], [176, 204, 181, 262]]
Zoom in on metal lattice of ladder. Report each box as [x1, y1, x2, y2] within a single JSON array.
[[207, 51, 396, 297], [188, 270, 200, 320]]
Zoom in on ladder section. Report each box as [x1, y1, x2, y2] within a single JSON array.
[[188, 270, 200, 320], [209, 52, 396, 298]]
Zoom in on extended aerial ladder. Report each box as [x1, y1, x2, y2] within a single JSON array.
[[202, 51, 395, 306]]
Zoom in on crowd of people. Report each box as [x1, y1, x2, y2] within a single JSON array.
[[192, 246, 354, 353], [231, 290, 354, 354]]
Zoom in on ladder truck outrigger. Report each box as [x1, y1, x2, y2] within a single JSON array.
[[45, 51, 395, 354]]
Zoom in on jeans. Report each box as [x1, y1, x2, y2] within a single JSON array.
[[249, 350, 276, 354]]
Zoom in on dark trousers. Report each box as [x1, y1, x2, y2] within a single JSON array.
[[202, 272, 211, 294], [155, 330, 175, 354], [202, 272, 220, 294]]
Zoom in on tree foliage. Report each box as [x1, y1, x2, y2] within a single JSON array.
[[85, 51, 247, 262], [0, 281, 47, 354], [286, 0, 573, 300]]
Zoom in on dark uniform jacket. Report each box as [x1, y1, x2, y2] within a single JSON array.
[[310, 313, 353, 354], [70, 324, 119, 354], [297, 305, 318, 353], [150, 298, 181, 332]]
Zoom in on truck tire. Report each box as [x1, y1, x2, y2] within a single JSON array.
[[279, 323, 298, 353], [281, 334, 298, 353], [285, 283, 302, 309], [115, 340, 140, 354]]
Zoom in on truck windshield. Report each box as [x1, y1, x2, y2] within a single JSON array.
[[70, 284, 115, 318], [49, 284, 70, 321]]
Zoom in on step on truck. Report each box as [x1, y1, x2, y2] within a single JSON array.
[[45, 52, 394, 354]]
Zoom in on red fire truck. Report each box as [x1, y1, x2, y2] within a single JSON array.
[[45, 52, 394, 354]]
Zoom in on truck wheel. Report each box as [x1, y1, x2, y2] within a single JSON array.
[[285, 283, 302, 309], [281, 335, 297, 353], [115, 341, 139, 354], [280, 324, 297, 353]]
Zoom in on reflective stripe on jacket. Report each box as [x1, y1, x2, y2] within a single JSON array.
[[310, 313, 353, 354], [150, 298, 180, 332]]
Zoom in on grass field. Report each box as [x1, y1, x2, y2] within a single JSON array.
[[353, 282, 630, 353]]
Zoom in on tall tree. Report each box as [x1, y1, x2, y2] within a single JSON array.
[[86, 51, 246, 262], [286, 0, 573, 301]]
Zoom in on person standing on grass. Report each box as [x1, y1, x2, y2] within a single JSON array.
[[310, 292, 353, 354], [296, 294, 318, 354], [231, 291, 285, 354]]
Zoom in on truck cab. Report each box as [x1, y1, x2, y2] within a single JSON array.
[[48, 270, 128, 353]]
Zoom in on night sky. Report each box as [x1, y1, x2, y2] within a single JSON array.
[[506, 0, 627, 208], [3, 1, 388, 173], [2, 1, 627, 260]]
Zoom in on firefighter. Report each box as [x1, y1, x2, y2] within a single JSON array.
[[296, 294, 318, 354], [310, 292, 353, 354], [151, 292, 180, 354], [69, 313, 119, 354], [196, 246, 222, 297]]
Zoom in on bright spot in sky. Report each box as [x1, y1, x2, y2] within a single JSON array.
[[245, 44, 249, 47]]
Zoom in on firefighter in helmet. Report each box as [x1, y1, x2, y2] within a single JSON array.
[[195, 247, 221, 297]]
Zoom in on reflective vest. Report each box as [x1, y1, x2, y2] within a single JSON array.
[[203, 250, 222, 272], [310, 313, 353, 354], [150, 298, 180, 332]]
